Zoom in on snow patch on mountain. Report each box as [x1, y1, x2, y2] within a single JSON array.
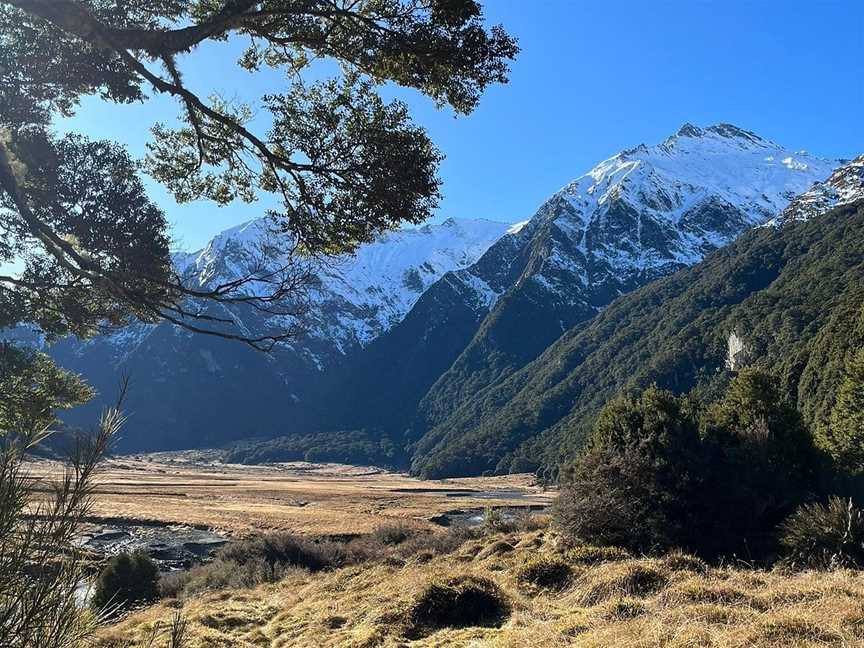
[[765, 155, 864, 227]]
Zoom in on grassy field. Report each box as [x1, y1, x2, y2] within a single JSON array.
[[37, 453, 864, 647], [95, 527, 864, 648], [31, 451, 551, 536]]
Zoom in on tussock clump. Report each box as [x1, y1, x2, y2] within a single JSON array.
[[576, 561, 668, 606], [396, 527, 476, 560], [477, 540, 515, 559], [407, 574, 510, 637], [219, 532, 348, 571], [371, 521, 417, 546], [566, 545, 630, 565], [662, 551, 709, 574], [754, 616, 842, 644], [664, 579, 752, 606], [779, 497, 864, 570], [514, 555, 573, 591], [603, 597, 646, 621]]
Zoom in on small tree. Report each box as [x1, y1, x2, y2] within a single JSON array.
[[91, 551, 160, 613], [554, 386, 705, 554], [817, 349, 864, 474]]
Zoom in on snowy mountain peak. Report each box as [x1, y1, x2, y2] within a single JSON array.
[[449, 125, 839, 318]]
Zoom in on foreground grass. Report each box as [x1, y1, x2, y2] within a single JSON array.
[[95, 528, 864, 648]]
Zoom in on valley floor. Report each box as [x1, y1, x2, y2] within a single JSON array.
[[30, 451, 552, 536], [96, 527, 864, 648]]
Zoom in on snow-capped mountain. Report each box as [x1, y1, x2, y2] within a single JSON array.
[[50, 217, 509, 451], [447, 123, 835, 313], [49, 122, 843, 458], [331, 124, 838, 440], [84, 216, 510, 362]]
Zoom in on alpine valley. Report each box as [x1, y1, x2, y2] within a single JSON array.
[[48, 124, 864, 479]]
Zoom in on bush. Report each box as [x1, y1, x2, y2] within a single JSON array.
[[92, 551, 160, 612], [555, 387, 705, 555], [159, 558, 307, 599], [514, 555, 572, 590], [408, 574, 510, 636], [372, 522, 416, 546], [556, 373, 822, 561], [218, 532, 347, 571], [779, 497, 864, 570]]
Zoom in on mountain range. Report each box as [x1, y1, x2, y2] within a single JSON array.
[[46, 125, 862, 478]]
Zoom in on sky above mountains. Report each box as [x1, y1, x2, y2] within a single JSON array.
[[56, 0, 863, 251]]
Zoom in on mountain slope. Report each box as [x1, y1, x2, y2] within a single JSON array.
[[51, 217, 510, 451], [332, 124, 836, 447], [410, 156, 864, 479]]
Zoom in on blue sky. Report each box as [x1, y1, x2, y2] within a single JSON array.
[[58, 0, 864, 251]]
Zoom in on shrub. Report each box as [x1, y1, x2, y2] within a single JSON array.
[[92, 551, 160, 612], [555, 387, 706, 555], [514, 555, 572, 590], [159, 558, 307, 599], [408, 574, 510, 636], [218, 532, 347, 571], [779, 497, 864, 570], [396, 527, 476, 560], [372, 522, 416, 546]]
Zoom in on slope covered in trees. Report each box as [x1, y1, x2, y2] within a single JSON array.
[[410, 199, 864, 478]]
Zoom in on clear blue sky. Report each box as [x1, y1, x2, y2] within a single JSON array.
[[58, 0, 864, 251]]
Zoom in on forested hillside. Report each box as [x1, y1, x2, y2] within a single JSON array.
[[411, 198, 864, 478]]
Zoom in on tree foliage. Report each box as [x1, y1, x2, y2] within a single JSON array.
[[0, 343, 92, 436], [0, 0, 518, 348], [91, 551, 160, 613], [555, 373, 821, 560], [817, 348, 864, 474]]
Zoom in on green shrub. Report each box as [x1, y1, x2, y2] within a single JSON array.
[[514, 555, 572, 590], [554, 387, 706, 555], [92, 551, 159, 612], [779, 497, 864, 570], [408, 574, 510, 637]]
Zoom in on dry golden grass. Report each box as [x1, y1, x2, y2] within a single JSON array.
[[28, 453, 551, 536], [95, 529, 864, 648]]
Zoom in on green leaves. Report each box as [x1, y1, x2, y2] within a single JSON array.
[[1, 0, 515, 346], [0, 343, 92, 438], [818, 348, 864, 474]]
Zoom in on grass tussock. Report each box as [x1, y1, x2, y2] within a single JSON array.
[[96, 527, 864, 648]]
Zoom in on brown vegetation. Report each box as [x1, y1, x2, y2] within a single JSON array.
[[95, 527, 864, 648]]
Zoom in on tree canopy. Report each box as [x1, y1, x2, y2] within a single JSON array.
[[0, 0, 518, 348]]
